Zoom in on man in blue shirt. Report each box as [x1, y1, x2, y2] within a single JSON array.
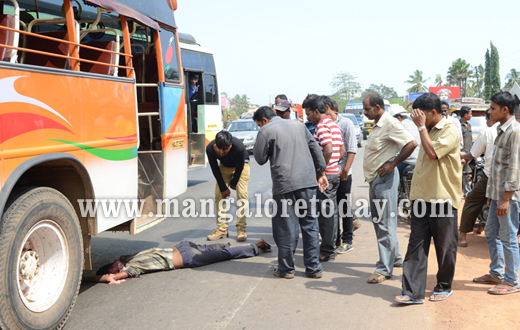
[[189, 74, 199, 100]]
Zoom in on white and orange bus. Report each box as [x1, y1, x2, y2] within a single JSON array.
[[0, 0, 193, 328]]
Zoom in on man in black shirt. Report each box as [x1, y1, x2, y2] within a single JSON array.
[[206, 131, 250, 241]]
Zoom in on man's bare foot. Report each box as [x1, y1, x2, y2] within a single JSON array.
[[458, 232, 467, 247]]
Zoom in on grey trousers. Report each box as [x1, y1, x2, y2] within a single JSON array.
[[369, 170, 402, 277], [318, 174, 340, 257]]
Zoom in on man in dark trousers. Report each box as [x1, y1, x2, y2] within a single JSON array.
[[206, 131, 250, 242], [86, 239, 272, 284], [395, 92, 462, 304], [254, 106, 328, 279]]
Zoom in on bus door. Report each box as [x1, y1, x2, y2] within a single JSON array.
[[184, 69, 206, 167]]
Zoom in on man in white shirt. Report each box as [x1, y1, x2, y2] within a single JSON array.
[[394, 112, 421, 176], [458, 109, 497, 247]]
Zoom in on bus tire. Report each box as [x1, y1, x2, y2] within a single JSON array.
[[0, 187, 83, 330]]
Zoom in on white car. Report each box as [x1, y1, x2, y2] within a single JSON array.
[[227, 119, 260, 153]]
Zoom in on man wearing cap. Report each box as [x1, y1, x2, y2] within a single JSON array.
[[274, 99, 292, 119]]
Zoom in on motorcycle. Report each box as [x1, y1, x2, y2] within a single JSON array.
[[397, 164, 414, 223]]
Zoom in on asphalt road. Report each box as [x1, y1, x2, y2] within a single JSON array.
[[66, 143, 434, 330]]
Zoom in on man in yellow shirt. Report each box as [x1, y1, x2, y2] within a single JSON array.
[[395, 92, 462, 304]]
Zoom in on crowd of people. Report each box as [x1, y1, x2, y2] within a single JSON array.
[[91, 90, 520, 302]]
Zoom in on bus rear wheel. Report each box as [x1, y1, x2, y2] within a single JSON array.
[[0, 187, 83, 330]]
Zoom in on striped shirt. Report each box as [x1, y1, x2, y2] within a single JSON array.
[[314, 115, 344, 174], [486, 116, 520, 201]]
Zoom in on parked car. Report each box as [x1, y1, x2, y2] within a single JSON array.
[[340, 113, 363, 147], [226, 119, 260, 153]]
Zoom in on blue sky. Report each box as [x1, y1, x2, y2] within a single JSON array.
[[175, 0, 520, 105]]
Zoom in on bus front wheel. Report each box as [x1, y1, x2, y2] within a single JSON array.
[[0, 187, 83, 330]]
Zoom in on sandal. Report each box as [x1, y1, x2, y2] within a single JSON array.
[[429, 291, 453, 301], [395, 295, 424, 304], [367, 272, 388, 283], [473, 274, 502, 284], [488, 283, 520, 295]]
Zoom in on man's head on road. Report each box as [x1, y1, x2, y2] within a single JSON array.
[[412, 92, 442, 128], [363, 93, 385, 121], [214, 130, 233, 158], [253, 106, 276, 128], [303, 96, 326, 125], [441, 100, 450, 118], [485, 109, 496, 127], [489, 91, 520, 123], [274, 100, 292, 119], [274, 94, 287, 105], [460, 106, 472, 122], [190, 75, 199, 87]]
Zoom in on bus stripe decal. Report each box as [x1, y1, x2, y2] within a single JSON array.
[[48, 139, 137, 161], [0, 112, 73, 144]]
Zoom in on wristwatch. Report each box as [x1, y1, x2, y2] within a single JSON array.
[[418, 126, 426, 132]]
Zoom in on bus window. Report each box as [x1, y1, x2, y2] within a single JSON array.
[[201, 53, 215, 73], [203, 74, 218, 104], [180, 49, 201, 70], [159, 27, 180, 82]]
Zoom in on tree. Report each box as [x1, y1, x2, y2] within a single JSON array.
[[505, 68, 519, 89], [360, 84, 399, 100], [469, 64, 484, 98], [446, 58, 473, 97], [330, 72, 362, 102], [484, 42, 500, 100], [484, 49, 492, 100], [405, 70, 428, 93], [229, 94, 250, 118], [434, 74, 443, 87]]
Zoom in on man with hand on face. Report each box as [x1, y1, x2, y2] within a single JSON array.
[[253, 106, 328, 279], [395, 92, 462, 304], [206, 131, 250, 242], [473, 92, 520, 295], [363, 93, 417, 284]]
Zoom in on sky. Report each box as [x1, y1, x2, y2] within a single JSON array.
[[175, 0, 520, 105]]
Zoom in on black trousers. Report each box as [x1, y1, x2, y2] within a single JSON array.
[[336, 175, 354, 246], [459, 175, 488, 233], [402, 202, 458, 299]]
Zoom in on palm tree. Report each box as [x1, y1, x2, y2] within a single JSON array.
[[405, 70, 428, 93], [447, 59, 473, 97], [505, 68, 520, 88], [434, 74, 443, 87], [470, 65, 484, 98]]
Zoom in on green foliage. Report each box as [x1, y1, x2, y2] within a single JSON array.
[[330, 92, 348, 113], [505, 68, 520, 89], [360, 84, 399, 100], [469, 64, 484, 98], [405, 70, 428, 93], [447, 58, 473, 97], [330, 72, 362, 102], [490, 42, 501, 96], [484, 49, 492, 100], [434, 74, 443, 87]]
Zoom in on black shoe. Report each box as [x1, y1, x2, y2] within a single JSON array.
[[307, 271, 323, 279]]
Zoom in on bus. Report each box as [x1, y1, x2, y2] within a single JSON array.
[[178, 32, 221, 167], [0, 0, 188, 328], [344, 101, 363, 127]]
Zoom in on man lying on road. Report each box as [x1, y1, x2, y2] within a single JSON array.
[[85, 239, 272, 284]]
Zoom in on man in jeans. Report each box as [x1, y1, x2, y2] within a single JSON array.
[[458, 109, 497, 247], [395, 92, 462, 304], [206, 131, 250, 242], [474, 92, 520, 295], [254, 106, 328, 279], [363, 93, 417, 283], [303, 96, 345, 262], [325, 99, 359, 254]]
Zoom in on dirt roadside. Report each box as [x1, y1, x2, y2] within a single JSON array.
[[425, 201, 520, 329]]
